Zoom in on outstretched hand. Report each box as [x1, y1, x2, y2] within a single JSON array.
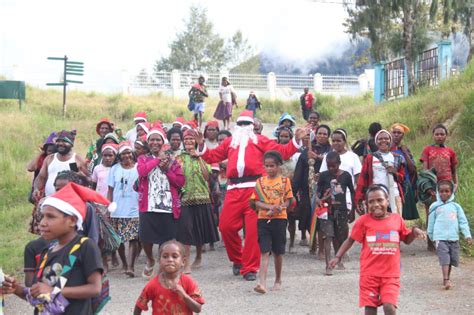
[[412, 227, 426, 240], [195, 131, 205, 146]]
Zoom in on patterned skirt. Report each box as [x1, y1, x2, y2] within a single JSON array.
[[111, 217, 139, 242]]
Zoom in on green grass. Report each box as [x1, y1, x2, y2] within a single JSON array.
[[1, 63, 474, 273]]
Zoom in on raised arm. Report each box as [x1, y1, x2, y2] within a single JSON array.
[[137, 155, 160, 177]]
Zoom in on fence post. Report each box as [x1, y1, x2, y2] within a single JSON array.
[[267, 72, 276, 100], [403, 60, 409, 97], [121, 69, 129, 95], [437, 40, 452, 80], [314, 73, 323, 93], [358, 73, 368, 93], [171, 70, 181, 99], [374, 63, 384, 104]]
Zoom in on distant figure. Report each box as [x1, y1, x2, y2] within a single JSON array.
[[126, 112, 148, 144], [214, 77, 237, 130], [300, 87, 315, 121], [246, 91, 261, 117], [189, 75, 208, 130]]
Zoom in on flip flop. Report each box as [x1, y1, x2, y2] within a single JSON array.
[[126, 270, 135, 278], [142, 263, 154, 278]]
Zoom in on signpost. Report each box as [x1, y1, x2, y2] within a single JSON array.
[[46, 55, 84, 117]]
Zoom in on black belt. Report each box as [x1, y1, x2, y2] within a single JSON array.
[[229, 175, 261, 184]]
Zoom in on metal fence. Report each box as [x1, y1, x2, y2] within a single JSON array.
[[323, 75, 360, 92], [416, 47, 438, 88], [384, 58, 406, 101]]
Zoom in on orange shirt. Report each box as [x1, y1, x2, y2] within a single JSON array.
[[250, 176, 293, 220]]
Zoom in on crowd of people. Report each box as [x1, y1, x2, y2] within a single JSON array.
[[1, 83, 472, 315]]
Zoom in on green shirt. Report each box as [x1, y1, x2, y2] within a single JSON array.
[[177, 152, 211, 206]]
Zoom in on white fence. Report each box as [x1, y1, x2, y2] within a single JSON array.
[[129, 70, 374, 100]]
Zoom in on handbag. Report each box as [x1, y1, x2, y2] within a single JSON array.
[[187, 99, 195, 111]]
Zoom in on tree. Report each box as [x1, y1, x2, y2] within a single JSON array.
[[345, 0, 431, 94], [154, 6, 253, 73], [430, 0, 473, 62]]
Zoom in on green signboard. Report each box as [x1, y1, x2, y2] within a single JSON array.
[[0, 81, 26, 100]]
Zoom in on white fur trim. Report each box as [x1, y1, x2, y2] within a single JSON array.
[[236, 139, 247, 177], [226, 181, 256, 190], [108, 202, 117, 213], [292, 137, 302, 149], [197, 143, 207, 156], [236, 116, 254, 123], [181, 124, 192, 131], [41, 197, 84, 230], [102, 145, 118, 154], [134, 117, 147, 122], [118, 145, 133, 154], [147, 130, 169, 144]]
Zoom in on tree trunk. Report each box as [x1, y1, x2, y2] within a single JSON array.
[[468, 7, 474, 63], [403, 1, 416, 95]]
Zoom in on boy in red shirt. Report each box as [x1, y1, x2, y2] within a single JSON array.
[[329, 184, 425, 314]]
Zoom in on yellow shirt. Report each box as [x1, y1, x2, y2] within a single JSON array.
[[250, 176, 293, 220]]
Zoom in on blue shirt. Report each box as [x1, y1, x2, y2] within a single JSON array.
[[107, 164, 139, 218]]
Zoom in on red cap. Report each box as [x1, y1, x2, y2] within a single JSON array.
[[96, 118, 114, 136], [236, 110, 254, 124], [134, 112, 148, 122], [147, 126, 168, 144]]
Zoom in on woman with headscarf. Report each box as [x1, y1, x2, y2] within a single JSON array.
[[391, 123, 419, 220], [86, 118, 114, 174], [176, 129, 219, 274], [293, 125, 332, 255], [355, 130, 406, 215], [136, 126, 185, 278], [204, 120, 220, 149]]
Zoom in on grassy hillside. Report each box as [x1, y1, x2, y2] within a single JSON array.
[[1, 63, 473, 273]]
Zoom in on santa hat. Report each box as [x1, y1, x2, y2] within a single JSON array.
[[101, 143, 118, 154], [137, 122, 150, 134], [151, 120, 163, 129], [147, 126, 169, 144], [41, 183, 116, 230], [211, 163, 220, 172], [183, 128, 198, 139], [96, 118, 114, 136], [173, 117, 186, 127], [135, 135, 147, 147], [181, 120, 198, 131], [118, 141, 134, 154], [134, 112, 148, 122], [236, 110, 255, 124]]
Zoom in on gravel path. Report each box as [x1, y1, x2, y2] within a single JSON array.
[[4, 236, 474, 314]]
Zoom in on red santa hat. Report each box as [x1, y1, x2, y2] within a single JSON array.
[[181, 120, 198, 131], [41, 182, 116, 230], [236, 110, 255, 124], [96, 118, 114, 136], [147, 126, 169, 144], [118, 141, 134, 154], [173, 117, 186, 127], [211, 163, 220, 172], [134, 112, 148, 122], [101, 143, 118, 154], [137, 122, 150, 134]]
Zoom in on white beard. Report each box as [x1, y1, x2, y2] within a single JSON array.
[[230, 125, 258, 149]]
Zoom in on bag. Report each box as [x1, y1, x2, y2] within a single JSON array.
[[91, 275, 111, 314], [401, 180, 419, 220], [187, 99, 195, 111]]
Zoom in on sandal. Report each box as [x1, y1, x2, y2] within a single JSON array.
[[142, 263, 155, 278]]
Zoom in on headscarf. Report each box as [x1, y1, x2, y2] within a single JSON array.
[[391, 123, 410, 134], [95, 118, 114, 136], [375, 129, 393, 144], [57, 130, 76, 146]]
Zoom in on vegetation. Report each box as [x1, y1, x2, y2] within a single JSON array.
[[154, 5, 253, 72], [1, 62, 474, 273]]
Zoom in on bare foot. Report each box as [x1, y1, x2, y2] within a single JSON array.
[[209, 244, 216, 251], [337, 262, 345, 270], [125, 268, 135, 278], [111, 255, 120, 268], [121, 265, 128, 274], [191, 258, 202, 269], [318, 252, 325, 261], [325, 268, 333, 276], [288, 245, 295, 254], [254, 284, 267, 294], [271, 282, 282, 291], [444, 279, 453, 290]]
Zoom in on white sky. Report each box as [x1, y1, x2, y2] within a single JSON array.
[[0, 0, 350, 91]]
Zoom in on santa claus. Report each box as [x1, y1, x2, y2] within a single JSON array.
[[196, 110, 304, 280]]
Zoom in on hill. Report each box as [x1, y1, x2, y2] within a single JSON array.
[[0, 63, 473, 272]]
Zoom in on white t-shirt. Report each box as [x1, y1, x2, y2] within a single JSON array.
[[320, 151, 362, 184], [126, 127, 137, 144], [91, 164, 111, 197], [218, 85, 235, 103], [372, 152, 399, 197]]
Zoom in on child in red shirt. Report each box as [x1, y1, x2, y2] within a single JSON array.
[[134, 240, 204, 315], [329, 185, 425, 314]]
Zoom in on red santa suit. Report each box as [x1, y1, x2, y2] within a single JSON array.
[[198, 111, 300, 276]]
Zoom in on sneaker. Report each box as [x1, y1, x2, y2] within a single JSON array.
[[232, 264, 242, 276], [243, 272, 257, 281]]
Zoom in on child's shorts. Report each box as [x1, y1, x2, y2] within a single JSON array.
[[193, 102, 205, 114], [320, 211, 349, 242], [436, 240, 460, 267], [257, 219, 287, 255], [359, 276, 400, 308]]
